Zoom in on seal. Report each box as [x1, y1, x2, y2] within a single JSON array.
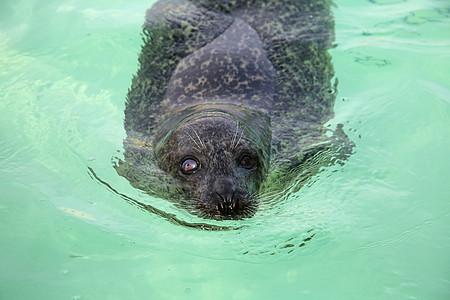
[[115, 0, 353, 219]]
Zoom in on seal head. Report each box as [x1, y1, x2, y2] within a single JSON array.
[[153, 104, 271, 219]]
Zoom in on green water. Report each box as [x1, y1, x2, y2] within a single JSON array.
[[1, 0, 449, 299]]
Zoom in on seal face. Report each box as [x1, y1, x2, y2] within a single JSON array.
[[116, 0, 353, 220], [154, 114, 268, 218]]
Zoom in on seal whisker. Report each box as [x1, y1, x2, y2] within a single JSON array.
[[230, 120, 240, 151], [185, 130, 202, 151], [233, 128, 244, 151], [242, 203, 257, 218], [258, 190, 284, 198], [253, 190, 285, 202], [190, 125, 206, 150]]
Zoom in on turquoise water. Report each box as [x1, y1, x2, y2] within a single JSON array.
[[1, 0, 449, 299]]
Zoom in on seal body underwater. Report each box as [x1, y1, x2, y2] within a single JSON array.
[[116, 0, 353, 219]]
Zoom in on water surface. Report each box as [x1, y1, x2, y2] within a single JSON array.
[[1, 0, 449, 299]]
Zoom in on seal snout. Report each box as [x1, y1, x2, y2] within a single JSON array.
[[216, 192, 238, 216], [212, 176, 242, 218]]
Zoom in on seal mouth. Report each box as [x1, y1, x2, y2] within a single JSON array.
[[191, 194, 258, 220]]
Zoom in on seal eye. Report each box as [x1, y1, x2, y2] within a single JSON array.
[[239, 154, 255, 170], [181, 158, 199, 174]]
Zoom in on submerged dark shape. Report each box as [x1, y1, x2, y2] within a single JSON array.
[[115, 0, 353, 220]]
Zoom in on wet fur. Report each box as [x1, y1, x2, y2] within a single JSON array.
[[115, 0, 353, 219]]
